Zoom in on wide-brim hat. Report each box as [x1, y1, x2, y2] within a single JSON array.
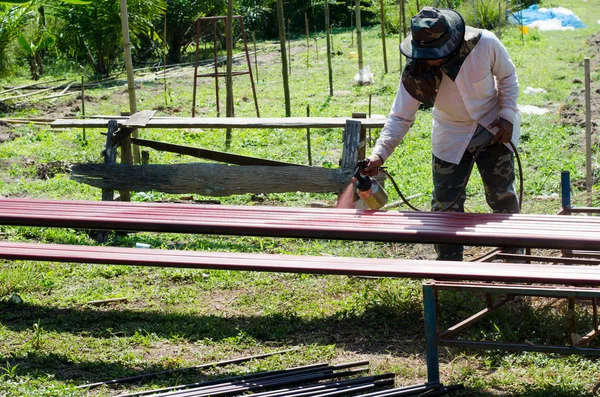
[[400, 7, 466, 60]]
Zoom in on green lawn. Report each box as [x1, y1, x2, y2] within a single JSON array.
[[1, 0, 600, 395]]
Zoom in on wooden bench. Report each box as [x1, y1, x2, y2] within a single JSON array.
[[3, 197, 600, 385]]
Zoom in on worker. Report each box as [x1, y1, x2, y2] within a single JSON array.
[[363, 7, 521, 261]]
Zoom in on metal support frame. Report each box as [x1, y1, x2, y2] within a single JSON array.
[[422, 279, 600, 387], [192, 16, 259, 118], [469, 170, 600, 264]]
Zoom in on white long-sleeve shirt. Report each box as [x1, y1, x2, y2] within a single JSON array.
[[372, 30, 520, 165]]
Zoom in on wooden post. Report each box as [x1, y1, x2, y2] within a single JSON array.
[[498, 1, 502, 38], [276, 0, 291, 116], [81, 76, 86, 142], [225, 1, 234, 149], [355, 0, 364, 73], [305, 13, 310, 68], [379, 0, 388, 74], [253, 32, 258, 83], [585, 58, 592, 205], [325, 0, 333, 96], [306, 104, 312, 166], [163, 12, 168, 106], [119, 0, 140, 165], [102, 120, 119, 202], [341, 119, 362, 169], [287, 19, 292, 76], [350, 10, 354, 47]]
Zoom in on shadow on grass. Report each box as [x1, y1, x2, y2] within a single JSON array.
[[0, 300, 426, 353]]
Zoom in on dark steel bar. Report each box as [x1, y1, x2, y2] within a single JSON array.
[[421, 384, 464, 396], [149, 363, 369, 397], [568, 207, 600, 214], [561, 170, 571, 210], [423, 284, 439, 384], [496, 253, 600, 265], [251, 374, 393, 397], [426, 281, 600, 299], [348, 382, 441, 397], [570, 251, 600, 259], [115, 362, 330, 397], [150, 369, 368, 397], [78, 348, 299, 389], [439, 339, 600, 356]]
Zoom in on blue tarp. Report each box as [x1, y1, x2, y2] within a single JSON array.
[[510, 4, 586, 29]]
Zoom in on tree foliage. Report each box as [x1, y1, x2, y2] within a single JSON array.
[[0, 4, 34, 76], [53, 0, 165, 76]]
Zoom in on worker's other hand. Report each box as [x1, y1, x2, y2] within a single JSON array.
[[488, 117, 513, 144], [361, 155, 383, 176]]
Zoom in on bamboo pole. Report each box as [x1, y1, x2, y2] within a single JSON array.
[[276, 0, 291, 116], [287, 18, 292, 76], [225, 1, 234, 149], [119, 0, 139, 167], [325, 0, 333, 96], [306, 104, 312, 165], [163, 12, 168, 106], [379, 0, 388, 74], [355, 0, 363, 73], [253, 32, 259, 82], [585, 58, 592, 205], [81, 76, 86, 142], [305, 13, 310, 68]]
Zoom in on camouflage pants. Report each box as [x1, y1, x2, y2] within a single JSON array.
[[432, 126, 520, 261]]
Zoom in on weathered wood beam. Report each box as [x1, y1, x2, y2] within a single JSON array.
[[51, 117, 386, 130], [71, 163, 353, 196], [131, 138, 302, 167]]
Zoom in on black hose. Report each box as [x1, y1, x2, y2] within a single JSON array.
[[381, 139, 524, 212]]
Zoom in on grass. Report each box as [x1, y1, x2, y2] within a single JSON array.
[[1, 0, 600, 395]]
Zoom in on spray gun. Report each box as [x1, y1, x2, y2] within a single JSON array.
[[353, 160, 388, 210]]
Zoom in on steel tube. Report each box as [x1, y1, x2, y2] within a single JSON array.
[[439, 339, 600, 356]]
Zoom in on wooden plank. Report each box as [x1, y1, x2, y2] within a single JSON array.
[[71, 163, 353, 195], [4, 241, 600, 285], [50, 117, 387, 130], [131, 138, 302, 166], [123, 110, 157, 127], [341, 119, 362, 168]]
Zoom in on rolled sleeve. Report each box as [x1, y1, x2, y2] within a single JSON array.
[[372, 82, 420, 162], [490, 33, 519, 123]]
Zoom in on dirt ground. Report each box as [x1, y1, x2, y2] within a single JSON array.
[[559, 32, 600, 132]]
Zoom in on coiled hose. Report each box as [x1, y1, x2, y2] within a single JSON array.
[[380, 139, 524, 212]]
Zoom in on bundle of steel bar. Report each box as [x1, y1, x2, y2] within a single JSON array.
[[2, 198, 600, 250], [110, 361, 462, 397]]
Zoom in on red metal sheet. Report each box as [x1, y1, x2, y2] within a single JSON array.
[[1, 198, 600, 250], [2, 241, 600, 286]]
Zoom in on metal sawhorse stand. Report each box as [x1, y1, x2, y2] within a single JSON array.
[[191, 16, 260, 118]]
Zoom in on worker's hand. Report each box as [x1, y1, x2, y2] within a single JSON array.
[[361, 155, 383, 176], [488, 117, 513, 144]]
